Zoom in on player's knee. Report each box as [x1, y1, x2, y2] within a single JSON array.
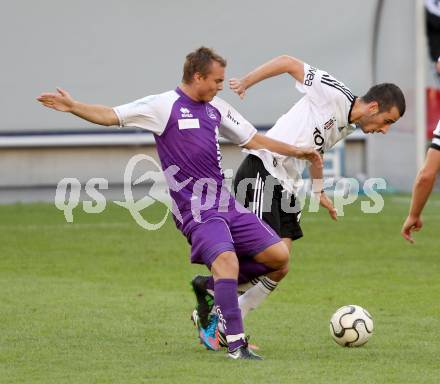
[[273, 242, 290, 268], [273, 253, 289, 270], [267, 250, 289, 270], [255, 241, 290, 269]]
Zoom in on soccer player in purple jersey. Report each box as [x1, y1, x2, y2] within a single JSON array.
[[37, 47, 322, 360]]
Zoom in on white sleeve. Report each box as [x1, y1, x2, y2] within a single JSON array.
[[431, 120, 440, 151], [112, 92, 175, 135], [295, 63, 355, 105], [210, 97, 257, 146]]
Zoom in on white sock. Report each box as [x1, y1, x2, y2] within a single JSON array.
[[238, 276, 278, 320], [237, 277, 261, 295]]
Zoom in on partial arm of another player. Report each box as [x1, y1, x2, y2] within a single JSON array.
[[401, 148, 440, 243], [243, 133, 323, 169], [309, 159, 337, 221], [229, 55, 305, 98], [37, 88, 119, 126]]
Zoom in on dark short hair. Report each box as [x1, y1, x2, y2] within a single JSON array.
[[361, 83, 406, 117], [182, 47, 227, 84]]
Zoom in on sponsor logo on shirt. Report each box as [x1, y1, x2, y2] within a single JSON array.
[[304, 66, 317, 86], [178, 118, 200, 130], [324, 117, 336, 130], [180, 107, 193, 118], [313, 127, 325, 153], [206, 105, 217, 120], [227, 110, 240, 126]]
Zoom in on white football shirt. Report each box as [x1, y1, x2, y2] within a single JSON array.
[[246, 63, 358, 193]]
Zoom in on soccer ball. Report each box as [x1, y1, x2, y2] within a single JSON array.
[[329, 305, 373, 347]]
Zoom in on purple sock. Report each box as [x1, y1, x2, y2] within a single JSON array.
[[214, 279, 245, 351], [205, 258, 274, 290]]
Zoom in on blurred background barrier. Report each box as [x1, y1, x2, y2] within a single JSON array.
[[0, 0, 435, 202]]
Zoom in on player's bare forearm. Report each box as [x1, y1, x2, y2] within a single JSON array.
[[309, 160, 324, 194], [401, 149, 440, 243], [309, 161, 337, 220], [37, 88, 118, 126], [408, 172, 436, 219], [71, 101, 119, 126], [408, 149, 440, 218], [244, 132, 298, 156], [241, 55, 305, 89], [243, 133, 322, 167]]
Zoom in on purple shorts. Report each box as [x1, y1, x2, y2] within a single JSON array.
[[185, 205, 281, 269]]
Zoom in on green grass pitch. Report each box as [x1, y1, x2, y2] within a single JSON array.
[[0, 195, 439, 383]]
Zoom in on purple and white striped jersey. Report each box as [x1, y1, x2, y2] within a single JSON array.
[[113, 87, 256, 220]]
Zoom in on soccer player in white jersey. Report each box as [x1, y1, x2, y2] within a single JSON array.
[[37, 48, 323, 360], [230, 54, 405, 247], [191, 54, 406, 344], [402, 121, 440, 243]]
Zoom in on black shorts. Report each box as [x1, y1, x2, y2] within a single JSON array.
[[233, 154, 303, 241]]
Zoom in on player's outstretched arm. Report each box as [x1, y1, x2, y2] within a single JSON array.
[[401, 148, 440, 243], [229, 55, 304, 99], [243, 133, 322, 169], [37, 88, 119, 126]]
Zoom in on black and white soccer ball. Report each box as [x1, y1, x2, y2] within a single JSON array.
[[329, 305, 373, 347]]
